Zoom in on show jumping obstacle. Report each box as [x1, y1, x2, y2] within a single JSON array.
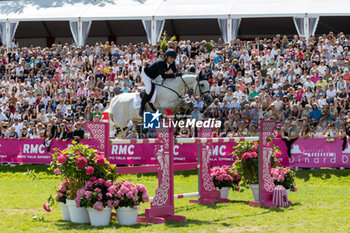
[[176, 130, 259, 205], [84, 119, 284, 224]]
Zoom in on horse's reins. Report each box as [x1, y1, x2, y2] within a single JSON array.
[[155, 74, 209, 100], [154, 82, 182, 98]]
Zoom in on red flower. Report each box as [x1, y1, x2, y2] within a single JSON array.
[[43, 203, 51, 212], [274, 151, 281, 158], [86, 166, 94, 175], [96, 156, 105, 165], [57, 155, 67, 164], [76, 156, 87, 169]]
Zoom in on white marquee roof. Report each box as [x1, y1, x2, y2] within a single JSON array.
[[0, 0, 350, 22]]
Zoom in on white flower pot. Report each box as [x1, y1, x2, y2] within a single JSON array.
[[217, 187, 230, 199], [87, 207, 112, 226], [250, 184, 259, 202], [58, 202, 71, 221], [286, 189, 290, 199], [116, 206, 139, 225], [66, 199, 90, 223]]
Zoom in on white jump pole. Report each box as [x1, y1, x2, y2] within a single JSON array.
[[150, 192, 199, 202], [175, 137, 259, 144]]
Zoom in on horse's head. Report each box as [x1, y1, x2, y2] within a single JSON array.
[[194, 72, 212, 106]]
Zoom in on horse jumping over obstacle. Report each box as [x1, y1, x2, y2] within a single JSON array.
[[84, 120, 281, 224], [104, 72, 212, 129]]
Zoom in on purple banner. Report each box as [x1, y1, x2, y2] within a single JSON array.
[[274, 138, 350, 168]]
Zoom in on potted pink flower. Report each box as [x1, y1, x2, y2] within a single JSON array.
[[113, 181, 149, 225], [54, 180, 71, 221], [210, 165, 241, 199], [75, 177, 117, 226], [49, 142, 118, 223], [232, 140, 282, 202], [271, 167, 297, 199]]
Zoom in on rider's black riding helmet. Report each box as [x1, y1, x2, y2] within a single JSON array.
[[165, 49, 177, 59]]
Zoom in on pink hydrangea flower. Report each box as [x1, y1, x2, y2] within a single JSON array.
[[84, 181, 93, 189], [106, 192, 113, 198], [86, 166, 94, 175], [54, 168, 61, 175], [94, 188, 101, 193], [90, 177, 97, 182], [107, 200, 114, 207], [93, 201, 104, 211], [96, 156, 105, 165], [104, 180, 112, 187], [85, 191, 93, 201], [74, 197, 81, 207], [57, 155, 67, 164], [274, 151, 281, 158], [76, 156, 87, 169], [107, 186, 117, 195]]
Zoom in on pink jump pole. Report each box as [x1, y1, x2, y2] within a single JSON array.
[[248, 120, 291, 208], [137, 120, 186, 224], [189, 127, 229, 205]]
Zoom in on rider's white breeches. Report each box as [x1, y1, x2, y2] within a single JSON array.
[[141, 70, 152, 95], [141, 70, 157, 103]]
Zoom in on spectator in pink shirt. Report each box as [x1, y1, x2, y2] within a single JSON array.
[[295, 86, 305, 101], [311, 71, 319, 83]]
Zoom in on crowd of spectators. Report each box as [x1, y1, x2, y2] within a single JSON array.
[[1, 31, 350, 142]]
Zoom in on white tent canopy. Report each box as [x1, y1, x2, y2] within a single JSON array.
[[81, 0, 162, 21], [0, 0, 92, 21], [2, 0, 350, 21], [1, 0, 350, 45]]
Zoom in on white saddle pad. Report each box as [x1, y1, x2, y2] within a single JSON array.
[[133, 94, 142, 109], [133, 87, 158, 109]]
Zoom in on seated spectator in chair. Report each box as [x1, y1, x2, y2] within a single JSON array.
[[126, 128, 139, 139], [44, 123, 56, 151], [8, 127, 18, 139], [323, 122, 337, 142], [73, 122, 85, 141], [92, 105, 102, 121], [178, 126, 191, 138], [63, 124, 74, 141], [56, 123, 66, 140], [19, 127, 30, 139], [146, 128, 156, 138]]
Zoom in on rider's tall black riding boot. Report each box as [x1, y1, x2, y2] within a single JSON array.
[[139, 93, 149, 117]]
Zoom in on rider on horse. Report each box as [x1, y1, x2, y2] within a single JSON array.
[[139, 49, 182, 117]]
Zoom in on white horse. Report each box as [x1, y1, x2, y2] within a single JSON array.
[[105, 72, 212, 128]]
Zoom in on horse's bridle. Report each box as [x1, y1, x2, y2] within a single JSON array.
[[155, 73, 210, 100], [194, 77, 211, 100]]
